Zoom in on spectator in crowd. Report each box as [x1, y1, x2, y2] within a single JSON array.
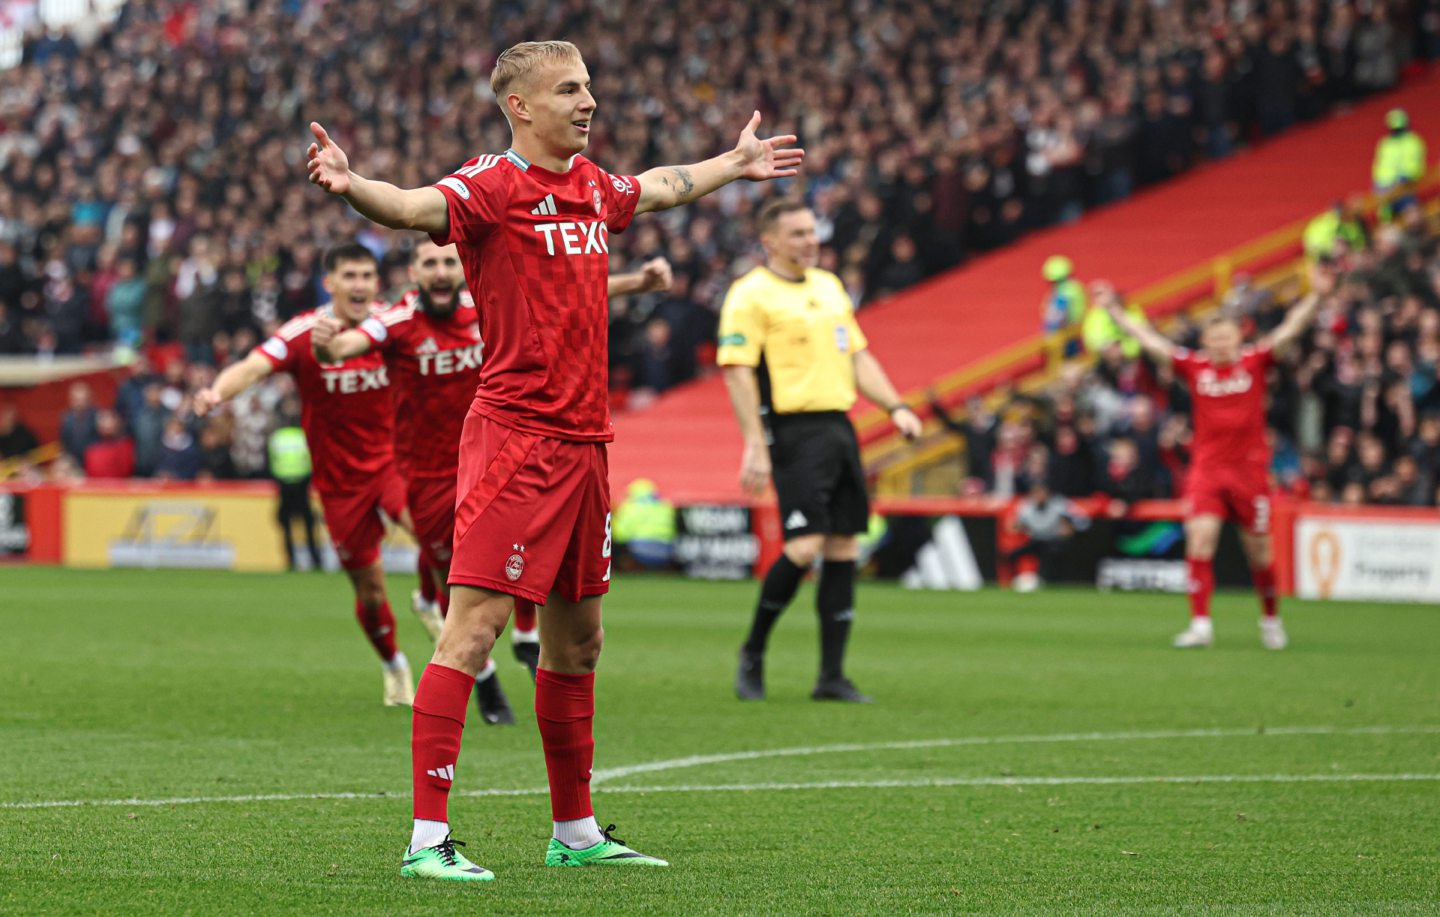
[[1007, 479, 1091, 591], [197, 422, 238, 482], [82, 409, 135, 479], [104, 259, 147, 353], [1100, 436, 1156, 514], [154, 415, 201, 481], [59, 382, 97, 462], [130, 383, 169, 477], [0, 404, 39, 460]]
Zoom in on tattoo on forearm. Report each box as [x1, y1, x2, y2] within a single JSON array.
[[669, 166, 695, 201]]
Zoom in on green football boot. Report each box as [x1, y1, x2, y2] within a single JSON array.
[[400, 836, 495, 881], [545, 824, 669, 867]]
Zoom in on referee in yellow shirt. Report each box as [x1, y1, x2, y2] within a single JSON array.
[[719, 198, 921, 703]]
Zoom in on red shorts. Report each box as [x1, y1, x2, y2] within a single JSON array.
[[1185, 466, 1273, 535], [450, 412, 612, 605], [408, 474, 457, 566], [318, 470, 407, 571]]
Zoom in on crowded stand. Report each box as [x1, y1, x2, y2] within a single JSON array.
[[0, 0, 1435, 508]]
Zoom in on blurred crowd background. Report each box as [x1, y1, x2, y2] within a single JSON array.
[[0, 0, 1437, 506]]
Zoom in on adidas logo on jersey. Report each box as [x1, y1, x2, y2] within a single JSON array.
[[784, 510, 809, 531], [417, 337, 439, 355], [426, 764, 455, 782], [530, 193, 558, 217]]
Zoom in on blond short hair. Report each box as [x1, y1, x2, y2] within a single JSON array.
[[491, 41, 583, 99]]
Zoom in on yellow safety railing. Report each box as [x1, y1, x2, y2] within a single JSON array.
[[865, 171, 1440, 496], [0, 441, 62, 481]]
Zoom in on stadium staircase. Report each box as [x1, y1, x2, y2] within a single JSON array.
[[608, 67, 1440, 502]]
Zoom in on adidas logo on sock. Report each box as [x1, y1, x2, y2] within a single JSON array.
[[530, 193, 558, 217], [426, 764, 455, 782]]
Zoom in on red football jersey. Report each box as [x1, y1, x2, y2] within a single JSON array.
[[430, 149, 641, 442], [1172, 343, 1274, 472], [256, 308, 396, 495], [360, 289, 483, 479]]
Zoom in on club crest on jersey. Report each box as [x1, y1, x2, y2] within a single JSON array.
[[505, 544, 526, 581], [592, 188, 603, 214], [835, 326, 850, 353], [1196, 368, 1253, 397]]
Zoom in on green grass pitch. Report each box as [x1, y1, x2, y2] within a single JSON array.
[[2, 567, 1438, 914]]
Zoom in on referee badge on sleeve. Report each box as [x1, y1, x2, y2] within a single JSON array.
[[834, 326, 850, 353]]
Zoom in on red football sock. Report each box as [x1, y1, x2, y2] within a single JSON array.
[[514, 598, 537, 632], [411, 664, 474, 821], [417, 560, 438, 604], [535, 669, 595, 821], [1253, 565, 1278, 618], [1187, 558, 1214, 619], [354, 599, 398, 662]]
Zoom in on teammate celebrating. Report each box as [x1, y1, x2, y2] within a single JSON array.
[[1101, 268, 1331, 649], [313, 241, 516, 725], [196, 244, 418, 706], [305, 40, 801, 880], [720, 198, 921, 703]]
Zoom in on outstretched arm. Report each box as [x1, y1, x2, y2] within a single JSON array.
[[306, 122, 449, 234], [607, 258, 673, 298], [311, 317, 374, 363], [1100, 297, 1176, 366], [195, 351, 274, 416], [635, 112, 804, 214], [1263, 263, 1335, 356], [854, 350, 922, 440]]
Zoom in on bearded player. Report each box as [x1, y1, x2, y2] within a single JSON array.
[[307, 39, 802, 880], [197, 244, 419, 706], [1103, 265, 1331, 650], [314, 240, 673, 720]]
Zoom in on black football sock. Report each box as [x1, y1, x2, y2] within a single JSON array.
[[816, 559, 856, 681], [743, 554, 806, 654]]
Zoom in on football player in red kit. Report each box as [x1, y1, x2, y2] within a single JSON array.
[[197, 244, 418, 706], [307, 40, 802, 879], [313, 240, 673, 722], [1103, 265, 1332, 650]]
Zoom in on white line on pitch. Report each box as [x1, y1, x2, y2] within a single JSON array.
[[4, 773, 1439, 811], [590, 724, 1440, 783]]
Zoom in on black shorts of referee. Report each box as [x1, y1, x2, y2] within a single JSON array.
[[768, 410, 870, 540]]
